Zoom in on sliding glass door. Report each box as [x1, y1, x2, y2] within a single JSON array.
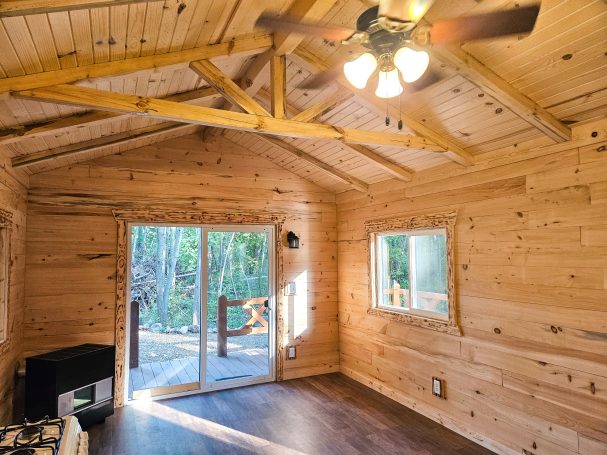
[[127, 226, 202, 400], [126, 224, 274, 401], [203, 226, 274, 388]]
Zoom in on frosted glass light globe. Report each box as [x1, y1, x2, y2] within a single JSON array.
[[343, 53, 378, 89], [394, 47, 429, 83], [375, 68, 403, 99]]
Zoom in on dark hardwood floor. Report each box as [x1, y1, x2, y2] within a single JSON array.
[[88, 373, 494, 454]]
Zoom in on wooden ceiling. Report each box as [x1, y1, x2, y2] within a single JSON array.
[[0, 0, 605, 193]]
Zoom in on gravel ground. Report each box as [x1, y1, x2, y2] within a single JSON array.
[[138, 330, 268, 363]]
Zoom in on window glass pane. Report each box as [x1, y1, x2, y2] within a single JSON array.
[[0, 228, 7, 343], [411, 231, 448, 315], [377, 234, 409, 308]]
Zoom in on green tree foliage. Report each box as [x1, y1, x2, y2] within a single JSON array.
[[130, 227, 269, 329]]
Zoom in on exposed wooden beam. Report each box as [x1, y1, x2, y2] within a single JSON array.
[[431, 45, 571, 142], [0, 86, 220, 145], [12, 122, 197, 168], [0, 34, 272, 94], [254, 134, 368, 192], [291, 47, 476, 166], [0, 0, 147, 16], [270, 55, 287, 119], [16, 84, 446, 152], [257, 88, 413, 182], [242, 0, 336, 96], [290, 91, 354, 123], [345, 144, 413, 182], [189, 60, 270, 117]]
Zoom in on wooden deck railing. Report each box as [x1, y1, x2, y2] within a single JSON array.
[[384, 285, 447, 311], [217, 295, 269, 357]]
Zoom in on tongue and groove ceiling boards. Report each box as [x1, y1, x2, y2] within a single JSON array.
[[0, 0, 605, 191]]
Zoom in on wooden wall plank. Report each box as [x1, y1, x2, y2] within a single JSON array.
[[23, 133, 338, 388], [337, 124, 607, 454]]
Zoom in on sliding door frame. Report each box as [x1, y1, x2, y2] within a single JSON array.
[[202, 224, 276, 392], [113, 209, 286, 408]]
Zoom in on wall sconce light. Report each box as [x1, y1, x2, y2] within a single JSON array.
[[287, 231, 299, 249]]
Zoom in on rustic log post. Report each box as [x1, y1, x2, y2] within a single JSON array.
[[129, 300, 139, 368], [392, 281, 401, 307], [217, 295, 228, 357]]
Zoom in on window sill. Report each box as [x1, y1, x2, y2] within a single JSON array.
[[367, 307, 462, 336]]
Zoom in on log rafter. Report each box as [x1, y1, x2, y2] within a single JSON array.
[[254, 134, 369, 193], [0, 86, 220, 145], [256, 88, 413, 182], [12, 123, 198, 169], [291, 47, 476, 167], [15, 84, 445, 152], [241, 0, 336, 97], [0, 34, 272, 94], [431, 45, 571, 142]]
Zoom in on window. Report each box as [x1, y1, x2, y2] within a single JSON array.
[[0, 225, 8, 344], [366, 212, 460, 335]]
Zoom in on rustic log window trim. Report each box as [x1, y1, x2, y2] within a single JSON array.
[[365, 211, 461, 336], [112, 209, 286, 408], [0, 209, 13, 355]]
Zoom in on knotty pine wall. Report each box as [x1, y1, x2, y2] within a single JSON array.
[[0, 156, 27, 423], [337, 123, 607, 455], [23, 132, 338, 381]]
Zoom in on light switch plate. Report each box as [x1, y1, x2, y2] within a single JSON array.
[[288, 346, 297, 359], [432, 377, 444, 399], [285, 282, 297, 296]]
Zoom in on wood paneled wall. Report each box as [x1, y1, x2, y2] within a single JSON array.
[[336, 120, 607, 455], [0, 157, 28, 424], [24, 132, 338, 382]]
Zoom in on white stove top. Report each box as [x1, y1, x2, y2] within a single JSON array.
[[0, 416, 87, 455]]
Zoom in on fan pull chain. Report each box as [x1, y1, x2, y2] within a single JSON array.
[[398, 93, 403, 131], [385, 97, 390, 127]]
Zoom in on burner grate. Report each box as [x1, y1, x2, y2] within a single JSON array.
[[0, 416, 65, 455]]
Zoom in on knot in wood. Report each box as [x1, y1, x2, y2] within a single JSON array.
[[135, 97, 154, 114]]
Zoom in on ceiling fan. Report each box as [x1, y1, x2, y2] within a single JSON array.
[[256, 1, 540, 98]]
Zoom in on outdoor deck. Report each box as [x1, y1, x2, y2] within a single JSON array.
[[128, 348, 269, 393]]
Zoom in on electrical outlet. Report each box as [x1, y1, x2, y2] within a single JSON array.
[[432, 377, 445, 399], [287, 346, 297, 359], [285, 282, 297, 296]]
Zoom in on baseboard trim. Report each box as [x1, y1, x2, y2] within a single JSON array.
[[340, 366, 515, 455]]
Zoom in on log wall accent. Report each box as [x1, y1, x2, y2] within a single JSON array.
[[23, 133, 339, 389], [336, 119, 607, 455], [0, 158, 28, 423]]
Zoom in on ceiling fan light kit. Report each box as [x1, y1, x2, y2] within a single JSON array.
[[375, 67, 403, 99], [343, 46, 430, 98], [343, 52, 378, 89], [256, 1, 540, 118], [394, 47, 429, 83]]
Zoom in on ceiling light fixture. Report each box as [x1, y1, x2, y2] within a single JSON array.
[[343, 46, 429, 99]]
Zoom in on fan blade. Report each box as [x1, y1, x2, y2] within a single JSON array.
[[298, 66, 345, 90], [255, 13, 356, 42], [428, 4, 540, 44]]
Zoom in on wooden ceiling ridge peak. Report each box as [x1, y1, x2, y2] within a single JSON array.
[[0, 34, 273, 94], [192, 56, 408, 187], [191, 57, 414, 183], [241, 0, 337, 97]]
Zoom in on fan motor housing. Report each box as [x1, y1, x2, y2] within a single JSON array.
[[358, 6, 409, 54]]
